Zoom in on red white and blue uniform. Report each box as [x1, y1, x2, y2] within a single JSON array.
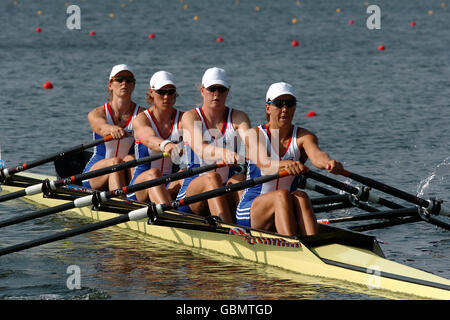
[[127, 108, 182, 200], [82, 102, 139, 188], [176, 107, 240, 212], [236, 124, 303, 227]]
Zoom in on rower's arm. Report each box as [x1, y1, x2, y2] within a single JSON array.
[[244, 127, 283, 175], [302, 132, 343, 174], [132, 112, 161, 152], [88, 105, 127, 139], [181, 110, 231, 162], [233, 109, 252, 141]]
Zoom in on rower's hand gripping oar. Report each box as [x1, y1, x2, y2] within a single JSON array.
[[0, 135, 115, 183], [0, 152, 170, 203], [0, 169, 290, 256], [0, 161, 228, 229]]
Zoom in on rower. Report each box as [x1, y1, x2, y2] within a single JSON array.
[[127, 71, 183, 203], [82, 64, 144, 191], [176, 67, 251, 223], [236, 82, 344, 236]]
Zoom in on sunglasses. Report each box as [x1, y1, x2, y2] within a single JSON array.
[[206, 85, 228, 93], [155, 88, 177, 96], [267, 99, 296, 108], [112, 76, 135, 84]]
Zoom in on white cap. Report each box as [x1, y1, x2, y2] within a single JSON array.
[[109, 64, 134, 80], [150, 71, 176, 90], [266, 82, 296, 102], [202, 67, 229, 89]]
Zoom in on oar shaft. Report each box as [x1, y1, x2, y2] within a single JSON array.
[[160, 170, 290, 212], [0, 214, 128, 257], [0, 202, 76, 228], [326, 207, 419, 223], [1, 135, 113, 179], [0, 152, 168, 203], [341, 170, 430, 208], [340, 170, 450, 229], [54, 152, 169, 188], [0, 170, 290, 256], [349, 216, 421, 232], [306, 171, 404, 209], [0, 189, 27, 202], [0, 162, 226, 229], [107, 162, 228, 198], [311, 194, 349, 205], [302, 180, 380, 213]]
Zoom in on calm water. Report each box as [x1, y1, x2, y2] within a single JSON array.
[[0, 0, 449, 300]]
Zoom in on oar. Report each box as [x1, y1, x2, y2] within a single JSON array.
[[0, 161, 228, 228], [340, 169, 450, 217], [0, 170, 290, 256], [0, 152, 170, 203], [319, 207, 419, 224], [299, 177, 380, 213], [308, 170, 450, 230], [0, 135, 114, 183], [349, 216, 421, 232], [305, 171, 404, 210]]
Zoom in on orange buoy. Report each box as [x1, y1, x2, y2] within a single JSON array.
[[306, 111, 316, 117], [216, 37, 224, 43], [148, 33, 155, 39], [89, 30, 96, 36], [378, 44, 386, 51], [43, 81, 53, 89], [35, 27, 42, 33], [291, 40, 299, 47]]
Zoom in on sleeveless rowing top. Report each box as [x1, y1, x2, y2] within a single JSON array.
[[176, 107, 239, 201], [82, 102, 139, 186], [126, 108, 182, 201], [130, 108, 182, 180], [236, 124, 303, 227]]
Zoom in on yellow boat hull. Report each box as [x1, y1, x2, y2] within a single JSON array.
[[1, 172, 449, 300]]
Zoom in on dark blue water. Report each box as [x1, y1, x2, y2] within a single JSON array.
[[0, 0, 449, 300]]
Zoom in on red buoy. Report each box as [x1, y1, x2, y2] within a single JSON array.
[[348, 19, 354, 25], [148, 33, 155, 39], [216, 37, 224, 43], [378, 44, 386, 51], [43, 81, 53, 89], [89, 30, 96, 36], [306, 111, 317, 117], [410, 21, 416, 27], [35, 27, 42, 33], [291, 40, 299, 47]]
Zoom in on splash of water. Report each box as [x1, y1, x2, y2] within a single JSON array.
[[0, 143, 4, 169], [417, 156, 450, 198]]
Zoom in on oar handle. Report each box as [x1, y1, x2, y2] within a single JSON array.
[[0, 135, 114, 181]]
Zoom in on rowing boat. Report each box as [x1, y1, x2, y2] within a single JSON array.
[[1, 170, 449, 300]]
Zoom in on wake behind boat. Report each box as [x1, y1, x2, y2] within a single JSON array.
[[0, 150, 449, 299]]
